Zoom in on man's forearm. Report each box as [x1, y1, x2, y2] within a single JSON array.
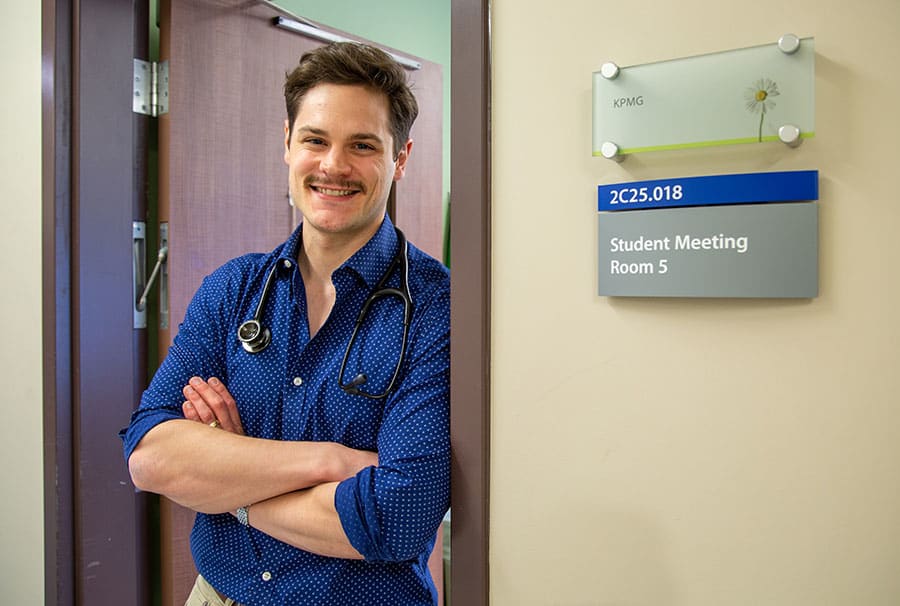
[[247, 482, 364, 559], [128, 419, 375, 513]]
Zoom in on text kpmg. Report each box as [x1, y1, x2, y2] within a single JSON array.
[[613, 96, 644, 108]]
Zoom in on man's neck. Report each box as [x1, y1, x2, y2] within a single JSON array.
[[297, 223, 380, 282], [296, 222, 381, 338]]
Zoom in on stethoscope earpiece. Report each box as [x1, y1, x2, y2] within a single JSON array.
[[238, 319, 272, 353], [341, 373, 368, 395]]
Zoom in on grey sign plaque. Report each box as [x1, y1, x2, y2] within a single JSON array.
[[598, 202, 818, 298]]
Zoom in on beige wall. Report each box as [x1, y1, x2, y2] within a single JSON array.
[[0, 1, 45, 602], [491, 1, 900, 604], [5, 0, 900, 603]]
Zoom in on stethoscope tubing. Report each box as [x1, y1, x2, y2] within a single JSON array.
[[237, 228, 413, 399]]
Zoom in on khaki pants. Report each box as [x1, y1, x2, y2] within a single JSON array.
[[184, 574, 244, 606]]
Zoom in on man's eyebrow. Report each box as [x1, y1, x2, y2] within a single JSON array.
[[296, 126, 327, 137], [348, 132, 385, 144], [295, 126, 384, 145]]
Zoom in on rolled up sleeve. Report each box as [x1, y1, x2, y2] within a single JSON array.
[[120, 260, 246, 462], [334, 286, 450, 562]]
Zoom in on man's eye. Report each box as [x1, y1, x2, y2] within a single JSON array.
[[304, 138, 326, 146], [353, 143, 376, 151]]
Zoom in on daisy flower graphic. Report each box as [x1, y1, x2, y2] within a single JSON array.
[[745, 78, 780, 142]]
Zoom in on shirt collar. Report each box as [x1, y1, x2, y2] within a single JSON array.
[[274, 217, 399, 289]]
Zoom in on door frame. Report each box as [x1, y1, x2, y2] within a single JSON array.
[[448, 1, 491, 603], [42, 0, 491, 603], [43, 0, 152, 604], [42, 1, 74, 603]]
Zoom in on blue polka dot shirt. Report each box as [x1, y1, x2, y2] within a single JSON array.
[[122, 218, 450, 605]]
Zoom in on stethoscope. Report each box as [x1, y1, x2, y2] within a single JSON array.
[[237, 228, 413, 400]]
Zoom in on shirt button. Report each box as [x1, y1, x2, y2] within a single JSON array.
[[283, 259, 292, 269], [261, 571, 272, 582], [293, 377, 303, 386]]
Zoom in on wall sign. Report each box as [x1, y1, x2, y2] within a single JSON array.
[[592, 35, 815, 157], [597, 202, 818, 298], [598, 170, 818, 212]]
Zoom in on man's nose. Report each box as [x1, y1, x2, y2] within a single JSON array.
[[321, 146, 351, 175]]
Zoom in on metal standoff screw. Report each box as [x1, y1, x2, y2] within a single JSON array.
[[600, 141, 623, 161], [600, 62, 620, 80], [778, 33, 801, 54], [778, 124, 802, 147]]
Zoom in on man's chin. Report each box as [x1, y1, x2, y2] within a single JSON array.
[[301, 214, 382, 238]]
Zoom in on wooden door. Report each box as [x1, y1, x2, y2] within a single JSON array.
[[158, 1, 445, 603]]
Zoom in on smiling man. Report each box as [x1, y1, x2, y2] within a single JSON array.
[[122, 42, 450, 606]]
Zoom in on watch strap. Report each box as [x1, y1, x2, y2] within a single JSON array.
[[236, 505, 250, 527]]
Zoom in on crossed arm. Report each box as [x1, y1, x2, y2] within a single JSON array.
[[127, 376, 376, 559]]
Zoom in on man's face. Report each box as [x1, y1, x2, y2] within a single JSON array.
[[284, 83, 411, 243]]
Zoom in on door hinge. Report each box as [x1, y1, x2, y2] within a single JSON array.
[[133, 59, 169, 117]]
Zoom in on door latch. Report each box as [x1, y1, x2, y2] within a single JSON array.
[[133, 222, 169, 329]]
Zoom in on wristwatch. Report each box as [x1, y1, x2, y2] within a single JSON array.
[[236, 505, 250, 527]]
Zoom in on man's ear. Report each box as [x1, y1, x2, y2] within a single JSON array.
[[283, 119, 291, 165], [393, 139, 414, 181]]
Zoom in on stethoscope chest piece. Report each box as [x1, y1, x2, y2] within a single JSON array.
[[238, 318, 272, 353], [237, 258, 281, 354]]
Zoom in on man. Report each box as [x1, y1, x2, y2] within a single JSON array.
[[122, 42, 450, 605]]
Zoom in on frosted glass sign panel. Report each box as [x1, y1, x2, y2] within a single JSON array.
[[593, 37, 815, 155]]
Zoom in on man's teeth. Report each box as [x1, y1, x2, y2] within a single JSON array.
[[317, 187, 355, 196]]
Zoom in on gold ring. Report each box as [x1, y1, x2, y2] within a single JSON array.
[[209, 420, 220, 428]]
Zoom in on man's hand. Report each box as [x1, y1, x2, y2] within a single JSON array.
[[182, 376, 245, 435], [129, 376, 378, 514], [180, 375, 378, 478]]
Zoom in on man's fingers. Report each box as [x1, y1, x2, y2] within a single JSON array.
[[182, 400, 200, 421], [187, 377, 230, 429], [206, 377, 244, 435], [183, 376, 244, 435], [183, 382, 216, 425]]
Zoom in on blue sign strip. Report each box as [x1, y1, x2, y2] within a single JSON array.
[[597, 170, 818, 212]]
